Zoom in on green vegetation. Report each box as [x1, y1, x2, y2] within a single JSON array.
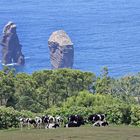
[[0, 126, 140, 140], [0, 67, 140, 129], [0, 68, 94, 111]]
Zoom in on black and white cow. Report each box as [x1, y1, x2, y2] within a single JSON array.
[[47, 115, 60, 129], [35, 116, 42, 128], [93, 120, 109, 127], [88, 114, 106, 123], [42, 115, 49, 123], [68, 115, 85, 125], [19, 117, 26, 129], [48, 115, 55, 123], [41, 115, 50, 128], [42, 115, 60, 129], [65, 121, 81, 127], [19, 117, 37, 129], [46, 123, 60, 129], [65, 115, 85, 127], [55, 115, 63, 126], [88, 114, 108, 127], [101, 121, 109, 126], [26, 118, 37, 128]]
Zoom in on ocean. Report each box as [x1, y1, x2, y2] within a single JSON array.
[[0, 0, 140, 77]]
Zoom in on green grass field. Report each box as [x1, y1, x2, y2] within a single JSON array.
[[0, 126, 140, 140]]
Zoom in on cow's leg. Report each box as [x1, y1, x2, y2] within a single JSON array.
[[27, 122, 30, 129], [20, 122, 23, 131], [45, 123, 49, 129]]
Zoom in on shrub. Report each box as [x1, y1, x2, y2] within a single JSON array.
[[0, 106, 35, 129], [0, 106, 20, 129]]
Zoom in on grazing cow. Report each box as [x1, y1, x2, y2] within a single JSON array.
[[42, 115, 50, 128], [35, 116, 42, 128], [42, 115, 49, 124], [42, 115, 57, 129], [19, 117, 37, 129], [48, 115, 55, 123], [26, 118, 37, 128], [55, 115, 63, 126], [19, 117, 26, 129]]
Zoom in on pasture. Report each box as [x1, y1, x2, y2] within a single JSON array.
[[0, 126, 140, 140]]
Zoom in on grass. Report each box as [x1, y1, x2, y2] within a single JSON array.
[[0, 126, 140, 140]]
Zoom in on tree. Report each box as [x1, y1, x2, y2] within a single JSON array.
[[0, 68, 15, 106], [95, 67, 111, 94]]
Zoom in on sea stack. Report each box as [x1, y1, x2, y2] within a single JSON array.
[[48, 30, 74, 69], [0, 21, 25, 65]]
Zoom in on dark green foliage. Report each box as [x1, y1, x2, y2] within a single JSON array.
[[44, 91, 140, 126], [0, 67, 15, 106], [31, 69, 94, 110], [0, 106, 36, 129], [94, 67, 111, 94], [1, 67, 140, 128], [0, 106, 20, 129], [130, 105, 140, 126], [0, 68, 94, 112]]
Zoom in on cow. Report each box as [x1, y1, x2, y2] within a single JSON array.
[[65, 121, 81, 127], [93, 121, 109, 127], [88, 114, 108, 127], [48, 115, 55, 123], [41, 115, 50, 128], [19, 117, 26, 129], [42, 115, 59, 129], [26, 118, 37, 128], [88, 114, 106, 123], [65, 115, 85, 127], [55, 115, 63, 126], [46, 123, 60, 129], [19, 117, 37, 129], [68, 115, 85, 125], [101, 121, 109, 126], [35, 116, 42, 129]]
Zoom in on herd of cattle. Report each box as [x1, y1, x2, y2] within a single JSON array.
[[19, 114, 109, 129]]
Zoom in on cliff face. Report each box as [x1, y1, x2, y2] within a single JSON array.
[[0, 21, 25, 65], [48, 30, 74, 69]]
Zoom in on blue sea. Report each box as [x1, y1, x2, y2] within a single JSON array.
[[0, 0, 140, 77]]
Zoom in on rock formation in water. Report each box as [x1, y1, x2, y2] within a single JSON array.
[[48, 30, 74, 69], [0, 21, 25, 65]]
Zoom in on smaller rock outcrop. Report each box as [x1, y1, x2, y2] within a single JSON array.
[[48, 30, 74, 69], [0, 21, 25, 65]]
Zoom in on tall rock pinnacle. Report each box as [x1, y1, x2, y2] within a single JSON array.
[[0, 21, 25, 65], [48, 30, 74, 69]]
